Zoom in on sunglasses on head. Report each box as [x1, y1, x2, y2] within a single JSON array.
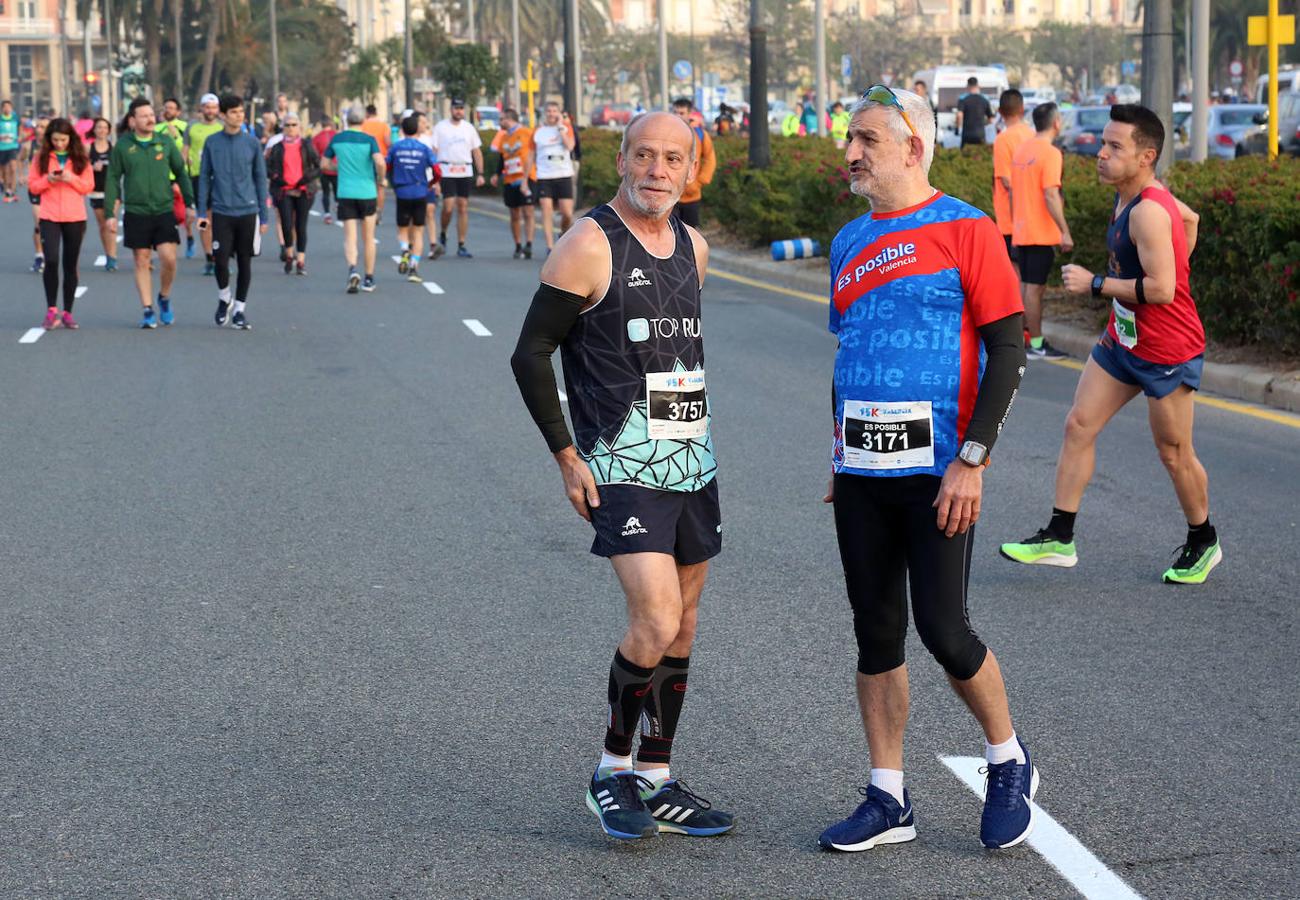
[[860, 84, 919, 138]]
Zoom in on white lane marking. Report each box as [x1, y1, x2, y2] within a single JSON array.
[[75, 286, 88, 298], [94, 255, 107, 267], [558, 389, 567, 403], [940, 756, 1143, 900], [462, 318, 491, 337], [391, 255, 403, 264], [19, 328, 44, 344], [309, 209, 321, 217], [422, 281, 444, 295]]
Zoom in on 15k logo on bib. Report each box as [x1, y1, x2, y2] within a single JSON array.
[[646, 371, 707, 439], [842, 400, 934, 470]]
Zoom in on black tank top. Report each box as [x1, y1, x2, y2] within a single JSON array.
[[90, 142, 112, 193], [560, 204, 715, 492]]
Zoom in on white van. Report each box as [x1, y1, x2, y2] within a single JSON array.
[[912, 65, 1011, 148], [1255, 65, 1299, 104]]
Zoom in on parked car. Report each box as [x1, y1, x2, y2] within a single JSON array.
[[474, 106, 500, 130], [590, 102, 634, 128], [1020, 87, 1057, 105], [1243, 92, 1300, 157], [1173, 104, 1269, 159], [1059, 105, 1112, 155]]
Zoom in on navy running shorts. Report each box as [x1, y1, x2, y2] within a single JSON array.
[[1016, 245, 1054, 285], [1091, 332, 1203, 399], [589, 479, 721, 565], [0, 148, 18, 165]]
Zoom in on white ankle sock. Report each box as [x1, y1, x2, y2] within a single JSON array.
[[985, 732, 1025, 765], [233, 300, 246, 314], [870, 768, 906, 806], [598, 751, 632, 775], [218, 286, 231, 302], [635, 765, 670, 787]]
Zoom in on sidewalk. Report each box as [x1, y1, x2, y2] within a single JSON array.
[[709, 245, 1300, 415]]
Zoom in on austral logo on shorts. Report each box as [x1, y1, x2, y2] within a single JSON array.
[[627, 267, 653, 288], [621, 516, 649, 536]]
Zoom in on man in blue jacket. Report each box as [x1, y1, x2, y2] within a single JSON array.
[[386, 114, 439, 283], [197, 94, 270, 330]]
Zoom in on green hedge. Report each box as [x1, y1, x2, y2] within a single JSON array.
[[575, 128, 1300, 354]]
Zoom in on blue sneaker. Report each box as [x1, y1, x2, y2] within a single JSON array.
[[158, 296, 174, 325], [140, 306, 158, 329], [105, 256, 117, 272], [585, 769, 657, 840], [185, 237, 195, 259], [641, 779, 734, 836], [980, 738, 1039, 849], [819, 785, 916, 852], [456, 244, 472, 258]]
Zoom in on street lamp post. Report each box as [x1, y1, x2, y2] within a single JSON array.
[[173, 0, 183, 102], [270, 0, 280, 100], [404, 0, 414, 110], [1189, 0, 1209, 162], [814, 0, 827, 137], [657, 0, 669, 110], [511, 0, 522, 109], [748, 0, 769, 168]]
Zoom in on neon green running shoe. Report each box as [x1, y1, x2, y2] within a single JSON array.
[[1162, 540, 1222, 584], [999, 529, 1078, 568]]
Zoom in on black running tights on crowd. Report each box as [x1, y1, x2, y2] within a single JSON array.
[[212, 212, 257, 302], [276, 190, 312, 253], [39, 219, 86, 311], [833, 473, 988, 680], [320, 175, 336, 214]]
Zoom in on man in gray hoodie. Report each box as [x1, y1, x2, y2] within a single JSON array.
[[197, 94, 269, 330]]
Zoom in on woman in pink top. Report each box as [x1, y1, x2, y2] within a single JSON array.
[[29, 118, 94, 330]]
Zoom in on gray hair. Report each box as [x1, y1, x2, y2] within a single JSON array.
[[850, 87, 936, 175], [346, 107, 364, 126]]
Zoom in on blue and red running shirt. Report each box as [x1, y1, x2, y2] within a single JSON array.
[[829, 191, 1022, 478]]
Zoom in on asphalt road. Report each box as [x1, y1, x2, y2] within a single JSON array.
[[1, 194, 1297, 899]]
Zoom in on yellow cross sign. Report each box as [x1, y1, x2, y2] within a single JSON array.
[[1248, 2, 1296, 159]]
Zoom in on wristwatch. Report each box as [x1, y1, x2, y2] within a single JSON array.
[[958, 440, 989, 467], [1091, 273, 1106, 297]]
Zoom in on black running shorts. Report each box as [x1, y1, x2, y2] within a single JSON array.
[[441, 176, 473, 199], [337, 197, 377, 220], [535, 177, 574, 201], [1016, 245, 1055, 285], [504, 179, 536, 208], [589, 479, 721, 565], [396, 197, 427, 227], [123, 211, 180, 250]]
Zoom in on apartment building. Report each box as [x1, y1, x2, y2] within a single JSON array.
[[0, 0, 108, 116]]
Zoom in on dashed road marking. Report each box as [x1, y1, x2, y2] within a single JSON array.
[[940, 756, 1143, 900], [422, 282, 444, 295], [462, 318, 491, 336], [19, 328, 44, 344], [94, 255, 107, 267], [310, 209, 321, 217], [75, 286, 88, 298]]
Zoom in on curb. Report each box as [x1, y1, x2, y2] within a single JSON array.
[[708, 246, 1300, 415]]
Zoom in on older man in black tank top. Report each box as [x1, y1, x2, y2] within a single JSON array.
[[512, 112, 734, 841]]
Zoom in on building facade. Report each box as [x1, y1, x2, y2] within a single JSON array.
[[0, 0, 108, 117]]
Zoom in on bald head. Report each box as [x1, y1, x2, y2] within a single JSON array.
[[620, 111, 696, 164]]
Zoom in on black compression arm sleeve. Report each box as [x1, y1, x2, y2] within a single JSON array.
[[965, 312, 1026, 452], [511, 283, 587, 453]]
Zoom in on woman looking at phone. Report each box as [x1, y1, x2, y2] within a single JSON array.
[[28, 118, 94, 330]]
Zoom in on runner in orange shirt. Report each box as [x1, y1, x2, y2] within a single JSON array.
[[490, 108, 536, 259], [361, 104, 391, 223], [992, 90, 1033, 279], [1011, 101, 1072, 359]]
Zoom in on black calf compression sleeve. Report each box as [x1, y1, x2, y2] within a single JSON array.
[[510, 283, 586, 453], [604, 649, 655, 757], [964, 312, 1027, 451], [637, 655, 689, 765]]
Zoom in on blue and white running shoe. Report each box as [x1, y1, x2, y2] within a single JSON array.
[[980, 738, 1039, 849], [819, 785, 916, 852], [140, 306, 158, 329], [585, 769, 656, 840], [641, 779, 734, 836], [158, 295, 174, 325]]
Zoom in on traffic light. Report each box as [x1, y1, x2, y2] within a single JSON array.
[[84, 71, 99, 85]]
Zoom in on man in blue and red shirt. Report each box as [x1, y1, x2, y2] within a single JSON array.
[[818, 85, 1038, 854]]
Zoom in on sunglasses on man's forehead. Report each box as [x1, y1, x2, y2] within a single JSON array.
[[860, 84, 919, 138]]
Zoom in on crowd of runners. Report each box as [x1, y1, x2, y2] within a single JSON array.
[[9, 85, 1222, 849], [5, 91, 586, 331]]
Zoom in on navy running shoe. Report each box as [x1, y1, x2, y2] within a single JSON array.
[[585, 769, 656, 840], [140, 306, 158, 329], [980, 738, 1039, 849], [641, 779, 734, 836], [158, 296, 174, 325], [819, 785, 917, 852], [231, 310, 251, 330], [214, 299, 231, 327]]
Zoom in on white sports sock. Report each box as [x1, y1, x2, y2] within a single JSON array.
[[986, 732, 1026, 765], [218, 286, 232, 302], [233, 300, 246, 314], [598, 750, 633, 775], [870, 768, 906, 807], [400, 241, 410, 251], [635, 765, 670, 787]]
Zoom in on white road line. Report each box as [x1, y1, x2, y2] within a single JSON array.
[[19, 328, 44, 344], [391, 255, 403, 264], [310, 209, 321, 216], [94, 255, 107, 267], [422, 281, 444, 295], [462, 318, 491, 337], [75, 285, 88, 298], [940, 756, 1143, 900]]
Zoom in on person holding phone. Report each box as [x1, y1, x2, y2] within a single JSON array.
[[29, 118, 94, 330], [87, 117, 118, 272]]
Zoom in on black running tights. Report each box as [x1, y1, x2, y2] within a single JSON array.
[[39, 219, 86, 311], [276, 190, 312, 253], [212, 212, 257, 302], [320, 175, 336, 214]]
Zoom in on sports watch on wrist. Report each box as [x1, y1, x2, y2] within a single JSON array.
[[958, 440, 989, 467], [1091, 273, 1106, 297]]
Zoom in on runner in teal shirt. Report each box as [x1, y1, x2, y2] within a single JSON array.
[[0, 100, 21, 201], [325, 126, 381, 201]]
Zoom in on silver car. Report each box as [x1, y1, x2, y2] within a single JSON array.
[[1175, 104, 1269, 159]]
